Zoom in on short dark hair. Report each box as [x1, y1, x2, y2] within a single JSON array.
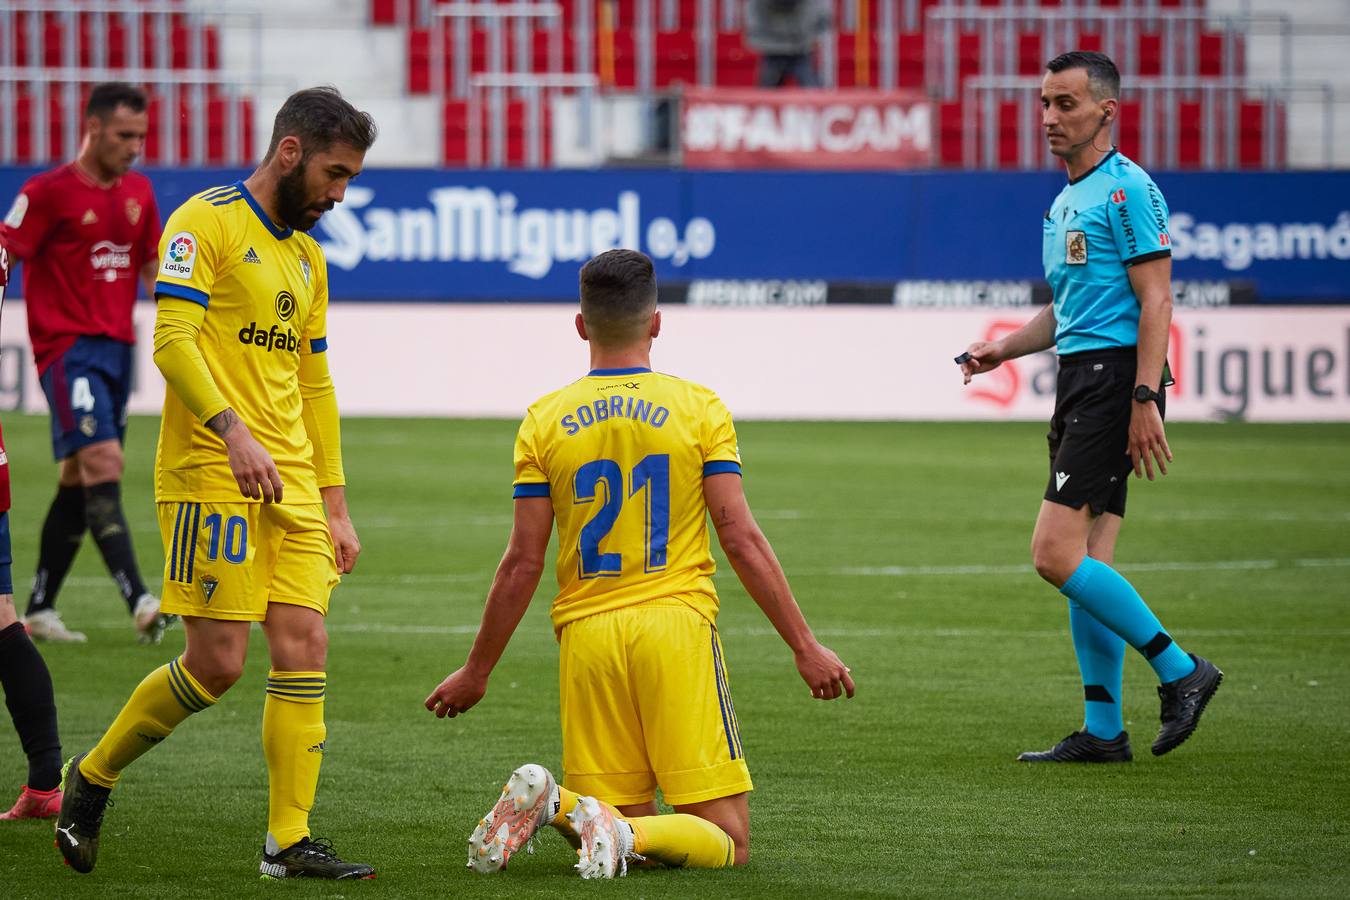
[[85, 82, 147, 120], [265, 86, 378, 161], [1046, 51, 1120, 100], [579, 249, 657, 345]]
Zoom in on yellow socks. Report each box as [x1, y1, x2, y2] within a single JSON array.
[[262, 671, 326, 850], [627, 814, 736, 869], [549, 784, 734, 868], [80, 656, 217, 788]]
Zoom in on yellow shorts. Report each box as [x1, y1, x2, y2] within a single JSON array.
[[559, 600, 753, 807], [156, 501, 338, 622]]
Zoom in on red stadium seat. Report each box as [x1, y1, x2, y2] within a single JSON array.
[[654, 30, 696, 87], [938, 100, 964, 166], [835, 33, 880, 88], [371, 0, 398, 26], [715, 32, 757, 87], [1137, 31, 1162, 77], [444, 96, 552, 166], [897, 31, 924, 88], [1014, 31, 1042, 76], [997, 100, 1021, 166], [1176, 99, 1202, 167]]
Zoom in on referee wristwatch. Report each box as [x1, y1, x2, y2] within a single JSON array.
[[1133, 384, 1163, 404]]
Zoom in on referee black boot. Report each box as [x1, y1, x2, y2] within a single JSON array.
[[260, 836, 376, 880], [1152, 654, 1223, 756], [1018, 730, 1132, 763]]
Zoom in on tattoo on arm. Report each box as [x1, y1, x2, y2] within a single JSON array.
[[716, 505, 737, 528], [206, 408, 239, 438]]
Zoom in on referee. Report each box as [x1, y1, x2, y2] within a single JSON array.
[[959, 52, 1222, 762]]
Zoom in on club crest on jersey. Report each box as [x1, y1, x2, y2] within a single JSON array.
[[1111, 188, 1127, 204], [298, 254, 311, 285], [198, 574, 219, 604], [1066, 231, 1088, 265], [126, 199, 142, 225], [161, 232, 197, 278]]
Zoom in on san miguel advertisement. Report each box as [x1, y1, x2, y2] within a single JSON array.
[[0, 168, 1346, 301], [680, 87, 933, 169]]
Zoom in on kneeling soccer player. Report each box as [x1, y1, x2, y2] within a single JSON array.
[[426, 249, 855, 878]]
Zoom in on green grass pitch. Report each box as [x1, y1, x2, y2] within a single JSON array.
[[1, 413, 1347, 898]]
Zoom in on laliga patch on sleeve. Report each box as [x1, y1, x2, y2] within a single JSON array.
[[3, 193, 28, 228], [160, 231, 198, 278]]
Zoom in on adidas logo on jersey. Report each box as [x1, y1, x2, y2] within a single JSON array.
[[81, 209, 98, 225], [242, 247, 261, 264]]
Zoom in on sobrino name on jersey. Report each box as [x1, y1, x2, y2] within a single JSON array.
[[319, 185, 715, 279], [562, 395, 670, 436]]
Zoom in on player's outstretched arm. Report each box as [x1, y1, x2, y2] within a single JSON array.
[[703, 473, 855, 701], [425, 496, 554, 718], [153, 297, 284, 502], [959, 303, 1057, 384]]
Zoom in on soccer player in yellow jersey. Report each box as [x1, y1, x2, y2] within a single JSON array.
[[54, 87, 378, 880], [426, 249, 855, 878]]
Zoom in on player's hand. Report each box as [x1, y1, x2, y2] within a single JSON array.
[[328, 514, 361, 574], [793, 642, 855, 700], [1128, 401, 1172, 480], [425, 666, 488, 718], [223, 424, 285, 502], [959, 341, 1004, 385]]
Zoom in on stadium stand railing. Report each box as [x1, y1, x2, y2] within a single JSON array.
[[0, 0, 264, 166], [956, 75, 1341, 170], [923, 5, 1314, 169], [366, 0, 1321, 170]]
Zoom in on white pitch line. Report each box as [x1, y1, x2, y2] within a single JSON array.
[[57, 557, 1350, 591], [824, 558, 1350, 577], [58, 621, 1350, 640]]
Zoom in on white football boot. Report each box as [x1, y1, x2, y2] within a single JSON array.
[[466, 764, 558, 873], [132, 593, 174, 644], [23, 609, 87, 643], [570, 795, 638, 879]]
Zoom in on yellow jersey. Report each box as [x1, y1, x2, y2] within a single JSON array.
[[153, 182, 329, 504], [513, 367, 743, 633]]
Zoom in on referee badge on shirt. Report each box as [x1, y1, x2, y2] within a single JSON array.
[[1066, 231, 1088, 265]]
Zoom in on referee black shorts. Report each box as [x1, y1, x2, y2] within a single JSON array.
[[1045, 347, 1166, 518]]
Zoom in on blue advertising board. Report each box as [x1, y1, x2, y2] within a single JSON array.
[[2, 166, 1346, 301]]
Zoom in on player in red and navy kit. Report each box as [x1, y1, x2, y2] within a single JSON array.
[[0, 245, 66, 821], [0, 83, 169, 644]]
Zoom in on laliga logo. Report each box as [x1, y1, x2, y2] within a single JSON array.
[[167, 235, 194, 262]]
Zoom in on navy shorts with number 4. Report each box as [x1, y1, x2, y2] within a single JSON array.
[[39, 336, 134, 461], [1045, 347, 1166, 519]]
